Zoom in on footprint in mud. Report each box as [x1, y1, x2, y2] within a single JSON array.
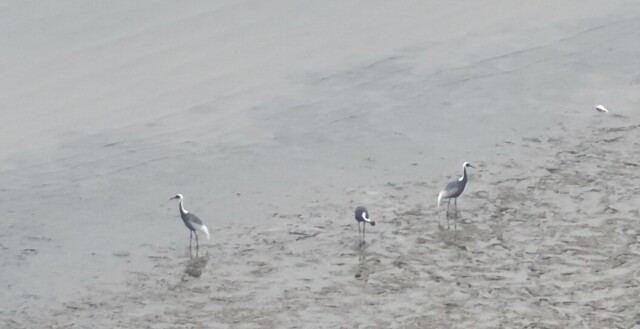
[[392, 256, 420, 275], [249, 261, 276, 277], [16, 248, 39, 261], [435, 228, 472, 251]]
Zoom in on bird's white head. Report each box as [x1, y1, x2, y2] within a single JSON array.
[[463, 162, 475, 169], [170, 193, 184, 201]]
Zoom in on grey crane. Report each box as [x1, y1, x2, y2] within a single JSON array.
[[437, 162, 474, 229], [354, 206, 375, 244], [170, 194, 210, 250]]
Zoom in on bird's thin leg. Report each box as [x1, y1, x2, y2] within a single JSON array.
[[446, 199, 451, 229], [454, 198, 458, 218], [195, 231, 199, 250], [188, 231, 193, 258], [363, 223, 366, 244], [454, 198, 458, 230], [454, 213, 457, 230]]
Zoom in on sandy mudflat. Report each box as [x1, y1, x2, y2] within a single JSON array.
[[1, 1, 640, 328], [5, 115, 640, 328]]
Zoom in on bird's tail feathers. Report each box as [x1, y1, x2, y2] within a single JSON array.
[[199, 225, 211, 240]]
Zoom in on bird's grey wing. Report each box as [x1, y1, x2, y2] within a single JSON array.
[[354, 206, 367, 220], [441, 181, 462, 197], [186, 213, 204, 226]]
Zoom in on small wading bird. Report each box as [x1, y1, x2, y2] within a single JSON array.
[[354, 206, 375, 244], [170, 194, 210, 250], [437, 162, 474, 229], [595, 104, 609, 113]]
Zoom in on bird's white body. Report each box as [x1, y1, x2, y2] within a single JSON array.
[[171, 194, 210, 250], [437, 162, 471, 207], [436, 187, 457, 207], [595, 104, 609, 113], [361, 212, 372, 223], [354, 206, 374, 244], [437, 162, 474, 229], [178, 200, 210, 240], [194, 222, 210, 240]]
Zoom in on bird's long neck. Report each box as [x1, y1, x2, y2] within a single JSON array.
[[179, 198, 188, 215], [459, 166, 468, 183]]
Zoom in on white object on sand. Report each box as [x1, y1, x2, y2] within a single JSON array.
[[438, 162, 474, 230], [595, 105, 609, 113], [170, 194, 211, 251]]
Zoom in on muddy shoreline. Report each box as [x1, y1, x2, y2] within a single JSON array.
[[4, 115, 640, 328]]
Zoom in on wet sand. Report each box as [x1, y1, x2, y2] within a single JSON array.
[[5, 116, 640, 328], [2, 1, 640, 328]]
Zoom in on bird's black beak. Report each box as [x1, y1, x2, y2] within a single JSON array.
[[469, 165, 476, 168], [169, 196, 177, 200]]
